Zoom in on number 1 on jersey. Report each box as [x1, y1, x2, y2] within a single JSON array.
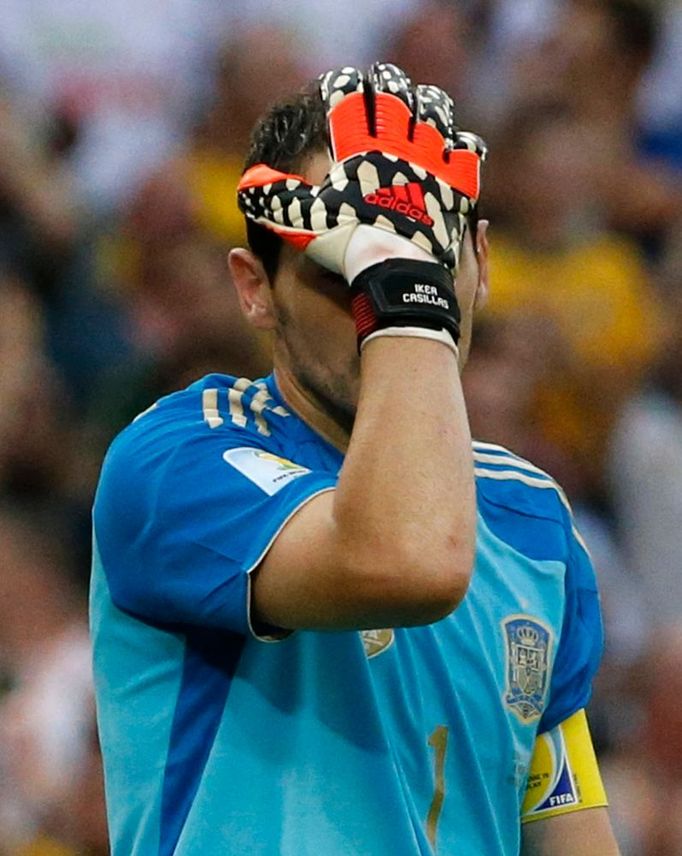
[[426, 725, 449, 849]]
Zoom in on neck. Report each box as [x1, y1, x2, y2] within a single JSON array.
[[273, 365, 352, 453]]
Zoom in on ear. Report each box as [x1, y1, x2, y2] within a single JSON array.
[[228, 248, 276, 331], [474, 219, 490, 312]]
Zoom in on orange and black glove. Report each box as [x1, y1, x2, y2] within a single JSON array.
[[238, 63, 486, 352]]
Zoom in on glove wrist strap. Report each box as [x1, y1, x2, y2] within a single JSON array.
[[350, 259, 461, 350], [360, 326, 459, 357]]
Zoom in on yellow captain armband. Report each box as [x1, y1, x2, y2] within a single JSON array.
[[521, 709, 608, 823]]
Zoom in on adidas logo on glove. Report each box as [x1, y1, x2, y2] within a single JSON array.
[[363, 182, 434, 227]]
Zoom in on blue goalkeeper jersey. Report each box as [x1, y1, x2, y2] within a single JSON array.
[[91, 373, 603, 856]]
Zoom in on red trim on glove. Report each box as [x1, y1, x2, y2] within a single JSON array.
[[257, 221, 316, 250], [351, 291, 377, 341], [237, 164, 310, 192], [278, 229, 316, 250]]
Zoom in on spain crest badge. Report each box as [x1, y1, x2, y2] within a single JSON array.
[[502, 615, 553, 723]]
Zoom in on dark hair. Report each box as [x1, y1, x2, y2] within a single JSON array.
[[243, 87, 327, 281], [242, 83, 480, 280]]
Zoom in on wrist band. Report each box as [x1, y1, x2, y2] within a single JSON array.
[[350, 259, 461, 351], [360, 326, 460, 358]]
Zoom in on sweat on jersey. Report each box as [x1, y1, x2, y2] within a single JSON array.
[[91, 372, 603, 856]]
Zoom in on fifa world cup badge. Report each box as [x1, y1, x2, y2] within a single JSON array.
[[360, 628, 395, 659], [502, 616, 553, 723]]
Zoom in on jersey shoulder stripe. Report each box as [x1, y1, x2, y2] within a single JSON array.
[[199, 377, 291, 437], [473, 441, 553, 480], [472, 440, 588, 554], [130, 375, 291, 440]]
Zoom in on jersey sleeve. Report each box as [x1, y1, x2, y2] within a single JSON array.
[[93, 430, 338, 638], [539, 517, 604, 734]]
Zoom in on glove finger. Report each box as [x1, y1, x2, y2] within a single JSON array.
[[415, 83, 456, 148], [319, 66, 365, 112], [320, 66, 370, 161], [368, 62, 415, 114], [453, 129, 488, 161]]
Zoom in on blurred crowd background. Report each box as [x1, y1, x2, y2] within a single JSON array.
[[0, 0, 681, 853]]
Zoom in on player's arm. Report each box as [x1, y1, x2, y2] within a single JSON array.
[[236, 64, 485, 633], [520, 709, 619, 855], [251, 333, 474, 632], [521, 808, 619, 856]]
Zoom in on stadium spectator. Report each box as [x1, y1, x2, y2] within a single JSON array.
[[470, 0, 560, 125], [0, 0, 233, 213], [83, 230, 271, 445], [0, 87, 136, 409], [161, 26, 309, 248], [461, 315, 569, 480], [482, 100, 662, 497], [608, 230, 682, 628], [381, 1, 478, 104], [513, 0, 682, 242], [0, 274, 70, 503], [638, 1, 682, 173], [230, 0, 420, 74], [0, 94, 78, 255], [0, 510, 97, 854], [599, 625, 682, 855]]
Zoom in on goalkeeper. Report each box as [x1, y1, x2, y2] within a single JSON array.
[[91, 64, 619, 855]]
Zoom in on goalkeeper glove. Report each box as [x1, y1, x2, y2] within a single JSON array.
[[238, 62, 486, 352]]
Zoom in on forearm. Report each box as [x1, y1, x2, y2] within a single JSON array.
[[521, 808, 620, 856], [252, 334, 476, 631], [332, 335, 476, 615]]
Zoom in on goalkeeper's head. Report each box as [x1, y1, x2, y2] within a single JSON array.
[[229, 80, 489, 433]]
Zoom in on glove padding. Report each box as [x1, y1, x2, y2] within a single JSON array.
[[237, 63, 486, 279]]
